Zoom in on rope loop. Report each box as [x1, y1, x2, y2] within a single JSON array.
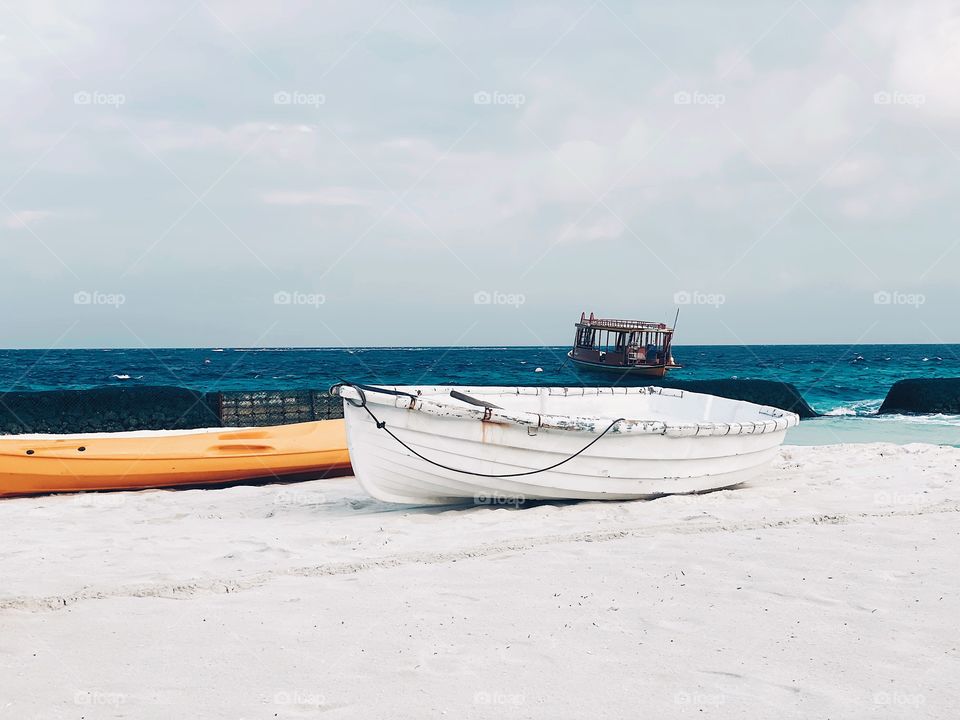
[[336, 381, 624, 479]]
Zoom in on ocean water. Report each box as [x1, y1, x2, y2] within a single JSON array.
[[0, 345, 957, 446]]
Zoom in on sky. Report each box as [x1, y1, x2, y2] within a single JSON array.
[[1, 0, 958, 348]]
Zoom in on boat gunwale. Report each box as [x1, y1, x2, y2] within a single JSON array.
[[337, 385, 800, 437]]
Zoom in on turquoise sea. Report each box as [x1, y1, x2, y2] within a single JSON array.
[[0, 345, 958, 446]]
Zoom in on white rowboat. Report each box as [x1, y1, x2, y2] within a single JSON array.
[[334, 385, 800, 506]]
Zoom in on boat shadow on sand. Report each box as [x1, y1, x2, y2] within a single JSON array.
[[341, 481, 750, 516], [10, 474, 748, 516]]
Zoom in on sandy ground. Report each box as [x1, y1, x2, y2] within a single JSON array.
[[1, 443, 958, 719]]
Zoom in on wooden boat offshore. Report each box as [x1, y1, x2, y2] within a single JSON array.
[[0, 420, 350, 497], [568, 312, 681, 377], [334, 384, 799, 505]]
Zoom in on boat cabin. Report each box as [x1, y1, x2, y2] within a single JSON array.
[[568, 312, 680, 377]]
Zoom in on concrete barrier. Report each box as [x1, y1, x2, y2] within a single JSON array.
[[657, 379, 819, 419], [879, 378, 960, 415]]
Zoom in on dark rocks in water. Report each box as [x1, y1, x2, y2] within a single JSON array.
[[658, 379, 819, 419], [0, 386, 220, 435], [878, 378, 960, 414], [0, 386, 345, 435]]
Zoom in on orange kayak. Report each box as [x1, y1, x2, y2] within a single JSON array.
[[0, 419, 350, 497]]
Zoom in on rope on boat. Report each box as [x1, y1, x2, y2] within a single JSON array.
[[331, 382, 625, 479]]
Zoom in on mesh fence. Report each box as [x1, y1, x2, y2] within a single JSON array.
[[0, 386, 344, 435], [217, 390, 342, 427]]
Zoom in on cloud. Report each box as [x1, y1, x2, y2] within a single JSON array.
[[4, 210, 54, 229], [557, 215, 625, 244], [0, 0, 958, 345], [261, 188, 373, 207], [854, 0, 960, 120]]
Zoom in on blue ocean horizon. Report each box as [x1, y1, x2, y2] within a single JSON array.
[[1, 344, 958, 446]]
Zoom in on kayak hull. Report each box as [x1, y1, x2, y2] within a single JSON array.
[[0, 419, 351, 497]]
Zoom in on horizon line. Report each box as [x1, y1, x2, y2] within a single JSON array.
[[2, 342, 959, 351]]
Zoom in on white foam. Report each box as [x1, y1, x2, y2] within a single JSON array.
[[875, 412, 960, 427], [824, 406, 858, 416], [822, 399, 884, 417]]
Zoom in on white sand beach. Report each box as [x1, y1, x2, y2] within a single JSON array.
[[2, 442, 958, 719]]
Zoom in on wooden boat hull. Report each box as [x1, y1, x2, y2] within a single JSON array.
[[567, 352, 679, 377], [338, 385, 798, 505], [0, 419, 351, 497]]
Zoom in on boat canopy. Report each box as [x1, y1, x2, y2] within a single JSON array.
[[576, 315, 672, 333]]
